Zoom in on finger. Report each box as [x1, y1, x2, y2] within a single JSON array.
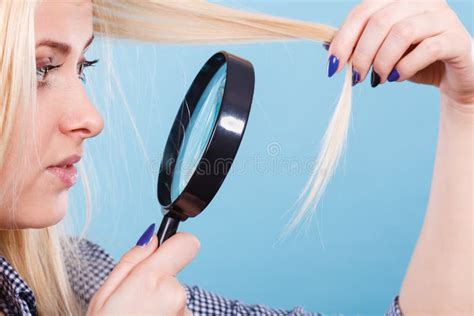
[[151, 279, 187, 313], [136, 232, 200, 278], [374, 10, 455, 83], [328, 1, 391, 75], [351, 1, 436, 82], [109, 274, 188, 314], [92, 234, 159, 308], [393, 32, 461, 82]]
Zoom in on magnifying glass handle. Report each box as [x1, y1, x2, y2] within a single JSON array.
[[156, 215, 180, 247]]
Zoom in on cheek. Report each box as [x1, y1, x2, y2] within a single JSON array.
[[0, 95, 67, 229], [37, 96, 61, 159], [12, 107, 68, 228], [17, 121, 70, 227], [4, 171, 69, 229]]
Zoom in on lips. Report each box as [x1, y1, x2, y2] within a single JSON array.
[[46, 154, 81, 187], [49, 154, 81, 168]]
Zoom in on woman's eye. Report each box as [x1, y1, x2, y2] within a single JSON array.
[[77, 58, 99, 84], [35, 58, 99, 88], [36, 64, 62, 88]]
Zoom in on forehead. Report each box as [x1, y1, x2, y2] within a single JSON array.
[[35, 0, 93, 51]]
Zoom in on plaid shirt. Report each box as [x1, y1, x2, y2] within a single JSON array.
[[0, 238, 402, 315]]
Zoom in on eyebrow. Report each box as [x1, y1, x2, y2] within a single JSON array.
[[35, 34, 95, 56]]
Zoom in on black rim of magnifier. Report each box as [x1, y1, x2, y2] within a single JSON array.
[[156, 51, 255, 245]]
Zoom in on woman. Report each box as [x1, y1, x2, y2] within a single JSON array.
[[0, 0, 472, 315]]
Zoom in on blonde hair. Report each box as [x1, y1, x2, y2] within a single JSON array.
[[0, 0, 352, 314], [0, 1, 82, 315]]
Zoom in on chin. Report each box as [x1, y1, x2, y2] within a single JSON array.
[[12, 190, 69, 229]]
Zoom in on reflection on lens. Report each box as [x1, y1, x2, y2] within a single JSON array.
[[171, 63, 227, 200]]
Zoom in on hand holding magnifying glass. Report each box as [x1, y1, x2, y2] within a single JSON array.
[[156, 51, 255, 247]]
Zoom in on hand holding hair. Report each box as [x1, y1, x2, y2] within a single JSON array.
[[326, 0, 473, 106]]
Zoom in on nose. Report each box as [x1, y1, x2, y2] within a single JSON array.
[[58, 84, 104, 141]]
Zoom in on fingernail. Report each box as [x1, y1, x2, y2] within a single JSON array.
[[371, 69, 381, 88], [387, 69, 400, 82], [327, 55, 339, 78], [352, 68, 360, 86], [136, 223, 155, 247], [322, 41, 330, 51]]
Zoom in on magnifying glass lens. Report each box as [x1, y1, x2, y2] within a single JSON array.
[[171, 64, 227, 200]]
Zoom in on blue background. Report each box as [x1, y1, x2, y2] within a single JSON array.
[[67, 1, 473, 315]]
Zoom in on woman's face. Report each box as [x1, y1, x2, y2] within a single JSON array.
[[0, 0, 103, 229]]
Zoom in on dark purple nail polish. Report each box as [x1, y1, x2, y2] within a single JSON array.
[[322, 42, 330, 51], [387, 69, 400, 82], [352, 68, 360, 86], [136, 223, 155, 247], [371, 69, 381, 88], [327, 55, 339, 78]]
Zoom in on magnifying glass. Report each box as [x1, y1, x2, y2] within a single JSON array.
[[156, 51, 255, 247]]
